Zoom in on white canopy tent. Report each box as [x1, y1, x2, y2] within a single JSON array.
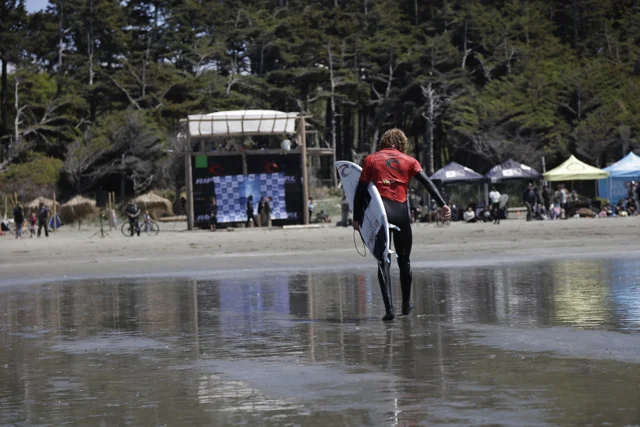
[[180, 110, 309, 229], [187, 110, 299, 137]]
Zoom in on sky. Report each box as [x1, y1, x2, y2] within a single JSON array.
[[26, 0, 49, 12]]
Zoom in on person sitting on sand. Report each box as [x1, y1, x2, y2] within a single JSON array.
[[463, 206, 477, 223], [616, 199, 627, 216]]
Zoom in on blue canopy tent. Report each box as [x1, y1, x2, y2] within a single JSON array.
[[484, 159, 542, 183], [430, 162, 484, 220], [483, 159, 543, 206], [430, 161, 484, 185], [598, 153, 640, 203]]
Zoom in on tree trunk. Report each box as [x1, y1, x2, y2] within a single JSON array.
[[57, 0, 65, 96], [353, 108, 359, 153], [1, 57, 7, 156], [14, 77, 19, 146], [327, 43, 338, 187], [571, 0, 579, 50]]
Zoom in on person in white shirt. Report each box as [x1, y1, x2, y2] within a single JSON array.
[[281, 138, 291, 151], [463, 206, 477, 223], [489, 187, 501, 225]]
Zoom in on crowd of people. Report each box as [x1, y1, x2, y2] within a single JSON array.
[[1, 202, 51, 239]]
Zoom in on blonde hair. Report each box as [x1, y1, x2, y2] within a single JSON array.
[[378, 128, 408, 153]]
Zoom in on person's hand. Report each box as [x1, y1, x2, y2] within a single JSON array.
[[441, 205, 452, 221], [353, 220, 360, 232]]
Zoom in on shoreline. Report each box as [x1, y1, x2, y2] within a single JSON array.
[[1, 218, 639, 285]]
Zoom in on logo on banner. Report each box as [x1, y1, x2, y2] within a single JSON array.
[[264, 161, 279, 173], [208, 164, 224, 175]]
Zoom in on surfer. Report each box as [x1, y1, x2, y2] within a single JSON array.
[[353, 129, 451, 321]]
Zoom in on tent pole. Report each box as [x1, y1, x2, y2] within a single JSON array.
[[484, 182, 489, 206]]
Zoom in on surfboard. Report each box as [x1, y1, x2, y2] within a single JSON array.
[[336, 161, 391, 263]]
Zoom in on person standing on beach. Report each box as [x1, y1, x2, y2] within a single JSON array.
[[340, 193, 350, 227], [558, 185, 568, 219], [542, 185, 552, 220], [37, 202, 50, 237], [308, 196, 315, 221], [246, 195, 256, 227], [257, 196, 265, 227], [125, 201, 141, 236], [489, 187, 501, 224], [523, 183, 537, 221], [13, 203, 24, 239], [353, 128, 451, 321], [263, 197, 272, 228]]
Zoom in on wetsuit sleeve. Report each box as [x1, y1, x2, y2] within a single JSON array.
[[353, 182, 368, 223], [415, 170, 447, 207], [354, 157, 372, 223], [359, 156, 371, 183]]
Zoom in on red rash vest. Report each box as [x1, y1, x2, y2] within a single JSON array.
[[359, 148, 423, 203]]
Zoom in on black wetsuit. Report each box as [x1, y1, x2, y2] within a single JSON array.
[[354, 161, 446, 321]]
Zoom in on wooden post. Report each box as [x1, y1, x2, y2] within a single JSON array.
[[185, 137, 194, 230], [108, 192, 113, 230], [300, 116, 309, 225], [52, 192, 57, 231], [14, 192, 18, 205]]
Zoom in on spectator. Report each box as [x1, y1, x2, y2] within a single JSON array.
[[408, 189, 421, 223], [246, 195, 256, 227], [538, 203, 547, 220], [13, 203, 24, 240], [37, 202, 50, 237], [257, 196, 265, 227], [489, 187, 501, 225], [480, 205, 493, 222], [28, 213, 37, 238], [629, 198, 638, 215], [281, 135, 292, 151], [629, 182, 637, 201], [542, 185, 552, 219], [340, 193, 350, 227], [463, 206, 478, 223], [308, 196, 315, 220], [558, 185, 568, 219], [523, 183, 537, 221], [263, 196, 272, 228]]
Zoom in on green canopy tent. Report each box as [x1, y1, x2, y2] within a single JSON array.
[[543, 155, 608, 181], [543, 155, 609, 213]]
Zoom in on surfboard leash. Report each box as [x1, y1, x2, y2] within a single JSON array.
[[353, 229, 367, 257]]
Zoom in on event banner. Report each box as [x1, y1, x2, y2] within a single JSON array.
[[210, 173, 288, 223], [192, 153, 304, 226]]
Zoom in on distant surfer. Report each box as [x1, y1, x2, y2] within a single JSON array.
[[353, 129, 451, 321]]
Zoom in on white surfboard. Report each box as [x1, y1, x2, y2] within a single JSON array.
[[336, 161, 391, 263]]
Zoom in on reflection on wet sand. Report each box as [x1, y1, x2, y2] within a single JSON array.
[[2, 259, 640, 425]]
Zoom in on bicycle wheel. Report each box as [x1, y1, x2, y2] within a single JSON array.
[[149, 221, 160, 236], [121, 222, 133, 237]]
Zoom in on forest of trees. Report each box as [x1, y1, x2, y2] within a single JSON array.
[[0, 0, 639, 200]]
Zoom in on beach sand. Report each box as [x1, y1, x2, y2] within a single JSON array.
[[1, 217, 639, 285]]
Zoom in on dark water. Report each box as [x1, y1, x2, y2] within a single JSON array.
[[2, 259, 640, 426]]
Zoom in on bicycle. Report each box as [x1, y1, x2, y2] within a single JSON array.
[[121, 220, 141, 237], [139, 218, 160, 236]]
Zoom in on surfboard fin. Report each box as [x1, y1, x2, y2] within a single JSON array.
[[389, 224, 401, 231]]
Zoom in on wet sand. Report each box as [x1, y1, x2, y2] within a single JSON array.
[[1, 217, 640, 284], [3, 259, 640, 426]]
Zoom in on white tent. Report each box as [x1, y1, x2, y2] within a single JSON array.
[[187, 110, 299, 138]]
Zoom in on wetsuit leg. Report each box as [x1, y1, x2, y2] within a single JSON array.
[[377, 260, 394, 321], [383, 199, 413, 317]]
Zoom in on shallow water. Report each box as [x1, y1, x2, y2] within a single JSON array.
[[2, 259, 640, 426]]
